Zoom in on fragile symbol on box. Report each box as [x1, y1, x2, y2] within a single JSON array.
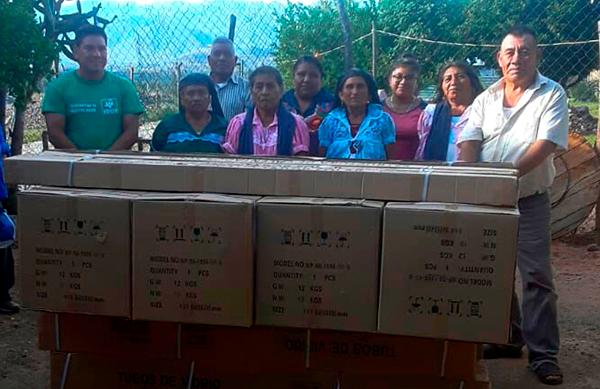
[[281, 229, 295, 245], [407, 296, 482, 319], [280, 229, 348, 248], [41, 217, 104, 237], [467, 300, 483, 318], [154, 225, 223, 244]]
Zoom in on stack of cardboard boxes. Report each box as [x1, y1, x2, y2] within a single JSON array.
[[9, 151, 520, 389]]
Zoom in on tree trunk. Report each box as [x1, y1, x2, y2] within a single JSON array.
[[10, 105, 25, 156], [335, 0, 353, 70]]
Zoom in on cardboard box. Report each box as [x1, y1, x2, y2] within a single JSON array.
[[338, 361, 490, 389], [18, 188, 135, 316], [179, 324, 308, 368], [132, 193, 256, 326], [379, 203, 519, 343], [181, 325, 478, 377], [255, 197, 383, 332], [39, 314, 478, 379], [307, 331, 477, 378], [50, 351, 479, 389], [50, 353, 251, 389], [5, 151, 519, 207], [50, 352, 338, 389], [38, 313, 178, 358]]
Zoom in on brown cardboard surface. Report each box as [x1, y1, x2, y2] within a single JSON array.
[[49, 350, 479, 389], [39, 314, 478, 378], [179, 324, 308, 368], [255, 197, 383, 332], [18, 188, 135, 317], [38, 313, 178, 358], [182, 326, 471, 376], [50, 353, 250, 389], [379, 202, 519, 343], [338, 361, 490, 389], [5, 151, 519, 207], [4, 152, 82, 187], [132, 194, 256, 326], [307, 331, 478, 377]]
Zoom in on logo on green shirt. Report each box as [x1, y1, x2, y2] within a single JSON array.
[[101, 98, 118, 115]]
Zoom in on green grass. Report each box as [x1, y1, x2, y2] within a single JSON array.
[[23, 129, 43, 144], [571, 100, 599, 118], [570, 101, 598, 146], [585, 133, 596, 147]]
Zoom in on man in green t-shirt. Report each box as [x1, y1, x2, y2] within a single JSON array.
[[42, 25, 144, 151]]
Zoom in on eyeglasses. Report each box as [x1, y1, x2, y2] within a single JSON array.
[[391, 74, 417, 82]]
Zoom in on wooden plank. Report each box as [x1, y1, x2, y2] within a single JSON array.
[[554, 141, 593, 176], [552, 205, 595, 239], [550, 132, 600, 239]]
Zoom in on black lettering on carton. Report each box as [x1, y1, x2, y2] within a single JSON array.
[[285, 339, 305, 352], [332, 342, 348, 354], [118, 372, 157, 385], [183, 376, 222, 389], [353, 343, 396, 358], [161, 375, 177, 387], [310, 340, 326, 353]]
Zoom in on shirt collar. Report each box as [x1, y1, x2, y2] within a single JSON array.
[[251, 107, 278, 128], [489, 71, 547, 95], [210, 72, 239, 85], [229, 74, 241, 85]]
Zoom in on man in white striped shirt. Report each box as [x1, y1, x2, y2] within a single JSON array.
[[208, 37, 252, 121]]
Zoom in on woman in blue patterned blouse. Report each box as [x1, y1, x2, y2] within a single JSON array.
[[152, 73, 227, 153], [318, 68, 396, 160]]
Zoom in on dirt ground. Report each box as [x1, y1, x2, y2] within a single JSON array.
[[1, 217, 599, 389]]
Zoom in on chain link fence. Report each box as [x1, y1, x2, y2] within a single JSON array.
[[6, 0, 600, 154]]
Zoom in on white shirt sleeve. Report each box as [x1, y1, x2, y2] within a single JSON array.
[[536, 86, 569, 150], [457, 93, 485, 144]]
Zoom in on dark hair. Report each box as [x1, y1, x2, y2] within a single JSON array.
[[210, 36, 235, 55], [389, 53, 420, 76], [249, 66, 284, 88], [505, 24, 537, 44], [333, 68, 381, 109], [178, 73, 224, 118], [75, 24, 108, 47], [292, 56, 324, 77], [432, 61, 484, 104]]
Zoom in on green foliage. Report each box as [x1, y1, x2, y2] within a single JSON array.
[[274, 0, 600, 93], [378, 0, 465, 88], [273, 0, 376, 91], [460, 0, 600, 88], [569, 81, 599, 104], [571, 100, 599, 118], [0, 0, 57, 109]]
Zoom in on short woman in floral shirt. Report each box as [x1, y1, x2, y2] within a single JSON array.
[[318, 68, 396, 160]]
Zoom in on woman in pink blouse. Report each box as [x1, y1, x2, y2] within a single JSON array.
[[416, 61, 484, 162], [223, 66, 309, 156], [382, 54, 427, 160]]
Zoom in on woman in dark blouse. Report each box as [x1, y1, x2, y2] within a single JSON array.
[[151, 73, 227, 153]]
